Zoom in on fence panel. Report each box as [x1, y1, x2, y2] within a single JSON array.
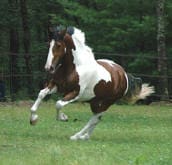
[[0, 52, 171, 101]]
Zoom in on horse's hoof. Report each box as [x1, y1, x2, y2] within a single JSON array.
[[30, 115, 38, 125], [70, 133, 81, 140], [58, 112, 68, 122], [70, 135, 79, 141], [30, 119, 38, 125], [70, 133, 90, 141], [79, 134, 90, 140]]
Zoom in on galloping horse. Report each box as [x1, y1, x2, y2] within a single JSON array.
[[30, 27, 154, 140]]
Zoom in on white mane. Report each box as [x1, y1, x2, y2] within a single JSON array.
[[71, 28, 96, 65]]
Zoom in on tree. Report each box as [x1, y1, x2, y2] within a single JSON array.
[[157, 0, 169, 100], [0, 0, 171, 100], [8, 0, 20, 100], [20, 0, 34, 98]]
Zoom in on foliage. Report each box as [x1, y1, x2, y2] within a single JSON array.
[[0, 0, 171, 99]]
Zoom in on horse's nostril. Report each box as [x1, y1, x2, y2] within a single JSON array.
[[44, 65, 54, 73]]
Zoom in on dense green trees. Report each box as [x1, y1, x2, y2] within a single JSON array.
[[0, 0, 171, 100], [157, 0, 168, 100]]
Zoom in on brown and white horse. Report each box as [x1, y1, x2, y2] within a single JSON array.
[[30, 27, 154, 140]]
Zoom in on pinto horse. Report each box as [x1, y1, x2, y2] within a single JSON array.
[[30, 27, 154, 140]]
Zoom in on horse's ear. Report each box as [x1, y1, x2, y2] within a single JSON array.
[[60, 28, 67, 40]]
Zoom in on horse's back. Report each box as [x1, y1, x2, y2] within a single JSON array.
[[96, 59, 128, 100]]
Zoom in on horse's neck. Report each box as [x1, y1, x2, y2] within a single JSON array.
[[63, 50, 75, 73], [72, 37, 96, 66], [72, 48, 96, 66]]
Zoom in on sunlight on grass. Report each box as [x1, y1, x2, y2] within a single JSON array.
[[0, 102, 172, 165]]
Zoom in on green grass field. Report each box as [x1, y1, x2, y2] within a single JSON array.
[[0, 102, 171, 165]]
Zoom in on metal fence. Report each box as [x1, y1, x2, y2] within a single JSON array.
[[0, 52, 172, 101]]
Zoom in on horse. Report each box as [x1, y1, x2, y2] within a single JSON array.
[[30, 26, 154, 140]]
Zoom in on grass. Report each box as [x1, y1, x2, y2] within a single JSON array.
[[0, 101, 171, 165]]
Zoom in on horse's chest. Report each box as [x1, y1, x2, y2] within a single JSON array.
[[57, 71, 80, 93]]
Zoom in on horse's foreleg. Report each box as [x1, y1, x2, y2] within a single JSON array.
[[56, 91, 79, 121], [70, 113, 103, 140], [30, 86, 57, 125]]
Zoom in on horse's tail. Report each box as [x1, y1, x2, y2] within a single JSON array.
[[137, 83, 155, 100], [123, 74, 155, 104]]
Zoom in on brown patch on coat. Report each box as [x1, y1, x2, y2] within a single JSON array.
[[90, 61, 127, 114]]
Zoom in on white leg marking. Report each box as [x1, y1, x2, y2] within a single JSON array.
[[56, 97, 79, 121], [70, 113, 103, 140], [31, 88, 50, 112], [56, 100, 70, 121], [30, 86, 57, 125]]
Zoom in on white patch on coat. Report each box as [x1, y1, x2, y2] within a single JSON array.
[[97, 59, 115, 67], [71, 28, 112, 101], [72, 28, 96, 66], [45, 40, 55, 70], [97, 59, 123, 68]]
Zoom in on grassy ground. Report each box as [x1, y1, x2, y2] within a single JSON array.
[[0, 101, 171, 165]]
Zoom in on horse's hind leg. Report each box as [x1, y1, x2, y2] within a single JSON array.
[[70, 112, 103, 140], [30, 86, 57, 125], [70, 99, 112, 140]]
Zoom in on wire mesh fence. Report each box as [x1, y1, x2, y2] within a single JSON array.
[[0, 52, 172, 101]]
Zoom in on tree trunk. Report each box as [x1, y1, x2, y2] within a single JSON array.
[[138, 0, 145, 52], [156, 0, 169, 100], [20, 0, 34, 98], [8, 0, 20, 100]]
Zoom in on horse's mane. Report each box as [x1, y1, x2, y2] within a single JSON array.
[[73, 28, 86, 44], [71, 27, 96, 65]]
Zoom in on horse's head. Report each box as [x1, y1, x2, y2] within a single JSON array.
[[45, 26, 75, 73]]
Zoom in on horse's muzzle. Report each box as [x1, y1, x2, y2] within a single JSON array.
[[45, 64, 62, 74], [45, 65, 54, 73]]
